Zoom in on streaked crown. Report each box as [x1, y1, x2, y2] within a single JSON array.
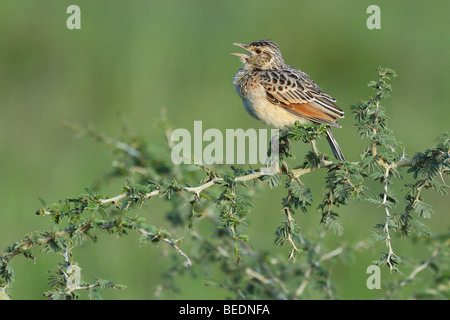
[[231, 39, 285, 70]]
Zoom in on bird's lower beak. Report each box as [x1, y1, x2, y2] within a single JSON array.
[[231, 43, 250, 59]]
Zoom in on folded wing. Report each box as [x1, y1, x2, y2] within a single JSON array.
[[260, 69, 344, 128]]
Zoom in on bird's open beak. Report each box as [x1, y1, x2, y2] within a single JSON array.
[[231, 43, 251, 59]]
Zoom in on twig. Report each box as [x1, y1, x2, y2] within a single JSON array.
[[399, 245, 441, 287], [320, 247, 344, 262], [295, 267, 312, 297], [382, 167, 397, 271], [137, 228, 192, 267], [291, 160, 334, 178], [99, 193, 127, 205], [98, 153, 414, 206], [311, 140, 319, 157], [295, 231, 344, 298], [100, 168, 272, 205]]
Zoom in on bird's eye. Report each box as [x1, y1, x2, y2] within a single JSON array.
[[255, 49, 262, 54]]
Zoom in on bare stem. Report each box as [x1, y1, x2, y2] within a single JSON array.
[[400, 245, 440, 287], [137, 228, 192, 267], [382, 167, 397, 272]]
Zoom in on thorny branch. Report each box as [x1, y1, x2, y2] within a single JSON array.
[[1, 67, 448, 300]]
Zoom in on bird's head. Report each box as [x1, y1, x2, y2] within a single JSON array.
[[231, 39, 285, 70]]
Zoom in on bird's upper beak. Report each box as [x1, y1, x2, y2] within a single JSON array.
[[231, 43, 251, 59]]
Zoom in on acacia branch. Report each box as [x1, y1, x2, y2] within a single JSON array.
[[382, 167, 397, 272], [66, 282, 108, 295], [99, 169, 271, 205], [399, 245, 440, 287], [2, 222, 190, 269], [98, 155, 414, 206], [2, 223, 93, 263], [137, 228, 192, 267]]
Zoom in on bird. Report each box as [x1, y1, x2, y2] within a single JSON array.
[[231, 39, 345, 161]]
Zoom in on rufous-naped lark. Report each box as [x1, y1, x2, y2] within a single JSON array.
[[232, 39, 345, 161]]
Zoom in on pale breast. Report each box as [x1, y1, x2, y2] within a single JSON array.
[[233, 70, 309, 129]]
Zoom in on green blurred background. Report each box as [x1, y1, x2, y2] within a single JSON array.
[[0, 0, 449, 299]]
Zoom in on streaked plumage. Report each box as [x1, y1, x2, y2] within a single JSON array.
[[232, 39, 345, 161]]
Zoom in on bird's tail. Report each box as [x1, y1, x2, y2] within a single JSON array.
[[325, 127, 345, 161]]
